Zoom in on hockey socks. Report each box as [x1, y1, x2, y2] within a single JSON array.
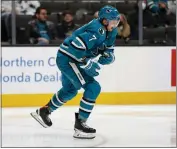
[[78, 97, 95, 120], [47, 91, 66, 112]]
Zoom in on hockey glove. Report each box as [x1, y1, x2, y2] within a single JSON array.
[[80, 59, 100, 77], [98, 51, 115, 65]]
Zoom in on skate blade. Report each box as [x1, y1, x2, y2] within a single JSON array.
[[30, 112, 49, 128], [73, 129, 96, 139]]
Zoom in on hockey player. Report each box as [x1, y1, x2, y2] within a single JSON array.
[[31, 5, 120, 139]]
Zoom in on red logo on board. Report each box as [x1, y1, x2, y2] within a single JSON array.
[[171, 49, 176, 86]]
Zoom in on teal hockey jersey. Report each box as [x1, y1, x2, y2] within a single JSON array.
[[58, 19, 118, 62]]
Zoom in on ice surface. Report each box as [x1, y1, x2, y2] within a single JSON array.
[[2, 105, 176, 147]]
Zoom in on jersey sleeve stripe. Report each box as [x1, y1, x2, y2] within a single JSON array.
[[71, 41, 86, 51], [61, 43, 69, 49], [76, 37, 86, 49], [58, 47, 84, 62], [77, 35, 88, 50]]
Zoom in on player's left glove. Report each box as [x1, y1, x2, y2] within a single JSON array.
[[80, 59, 101, 77], [98, 51, 115, 65]]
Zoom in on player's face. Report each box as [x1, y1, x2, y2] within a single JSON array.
[[107, 20, 120, 31]]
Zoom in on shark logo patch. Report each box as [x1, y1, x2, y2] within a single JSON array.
[[99, 28, 105, 35]]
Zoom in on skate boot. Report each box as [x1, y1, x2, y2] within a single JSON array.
[[73, 113, 96, 139], [30, 106, 52, 128]]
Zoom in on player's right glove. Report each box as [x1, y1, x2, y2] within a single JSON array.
[[98, 51, 115, 65], [80, 59, 101, 77]]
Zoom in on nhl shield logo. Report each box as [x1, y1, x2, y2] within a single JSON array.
[[99, 28, 105, 35]]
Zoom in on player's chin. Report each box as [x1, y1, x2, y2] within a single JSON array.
[[107, 27, 113, 32]]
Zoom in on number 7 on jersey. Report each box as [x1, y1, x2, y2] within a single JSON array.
[[89, 35, 97, 41]]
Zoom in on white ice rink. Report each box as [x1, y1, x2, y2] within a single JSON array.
[[2, 105, 176, 147]]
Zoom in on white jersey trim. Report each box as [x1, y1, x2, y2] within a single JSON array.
[[76, 37, 86, 49], [58, 47, 83, 62], [61, 44, 69, 49], [69, 62, 86, 85], [71, 41, 86, 50]]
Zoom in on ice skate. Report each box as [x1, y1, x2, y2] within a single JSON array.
[[73, 113, 96, 139], [30, 106, 52, 128]]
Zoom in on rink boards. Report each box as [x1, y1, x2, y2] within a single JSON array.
[[1, 46, 176, 107], [2, 92, 176, 107]]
